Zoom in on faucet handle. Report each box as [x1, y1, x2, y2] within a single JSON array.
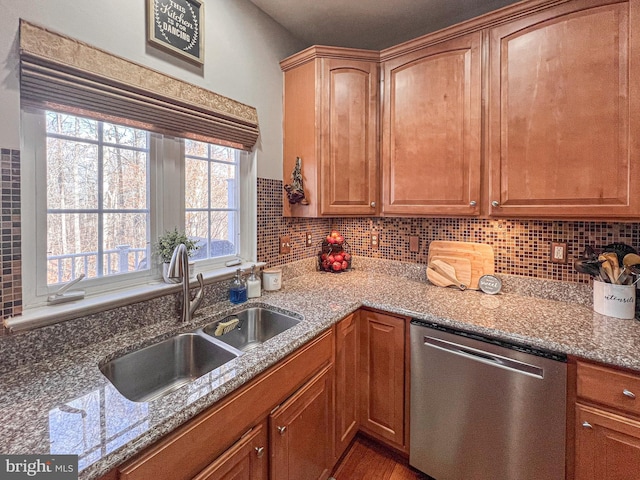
[[189, 273, 205, 316]]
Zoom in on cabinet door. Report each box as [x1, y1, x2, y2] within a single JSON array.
[[381, 32, 482, 216], [359, 310, 406, 448], [575, 403, 640, 480], [270, 366, 333, 480], [334, 313, 359, 460], [193, 422, 268, 480], [320, 58, 379, 215], [488, 0, 640, 218], [282, 60, 319, 218]]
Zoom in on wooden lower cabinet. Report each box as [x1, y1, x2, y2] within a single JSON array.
[[574, 360, 640, 480], [118, 330, 333, 480], [111, 310, 412, 480], [358, 309, 407, 450], [575, 404, 640, 480], [270, 366, 334, 480], [334, 312, 359, 461], [193, 421, 268, 480]]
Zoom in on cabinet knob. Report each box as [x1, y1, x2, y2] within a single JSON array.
[[255, 446, 265, 458], [277, 425, 287, 435], [582, 421, 593, 429], [623, 389, 636, 399], [491, 200, 500, 207], [469, 201, 477, 207], [370, 201, 376, 208]]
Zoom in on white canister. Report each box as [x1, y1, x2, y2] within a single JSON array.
[[262, 267, 282, 291], [593, 280, 636, 319]]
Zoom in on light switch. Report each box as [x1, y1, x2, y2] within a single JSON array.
[[279, 236, 291, 254]]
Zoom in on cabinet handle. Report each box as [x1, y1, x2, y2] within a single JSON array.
[[582, 421, 593, 429], [255, 446, 265, 458], [623, 389, 636, 399], [370, 201, 376, 208], [469, 201, 477, 207], [491, 200, 500, 207], [277, 426, 287, 435]]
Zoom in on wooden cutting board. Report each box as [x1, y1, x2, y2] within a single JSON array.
[[429, 256, 472, 287], [427, 241, 495, 290], [427, 259, 468, 290]]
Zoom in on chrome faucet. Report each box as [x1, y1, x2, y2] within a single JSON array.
[[167, 244, 205, 323]]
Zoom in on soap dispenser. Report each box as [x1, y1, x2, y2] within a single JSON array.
[[229, 268, 247, 304], [247, 265, 261, 298]]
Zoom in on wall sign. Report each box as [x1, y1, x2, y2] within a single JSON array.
[[148, 0, 204, 64]]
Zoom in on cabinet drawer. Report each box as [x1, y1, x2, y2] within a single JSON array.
[[577, 361, 640, 416]]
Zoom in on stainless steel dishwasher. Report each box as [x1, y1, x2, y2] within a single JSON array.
[[409, 320, 567, 480]]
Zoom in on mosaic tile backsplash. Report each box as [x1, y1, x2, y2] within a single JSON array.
[[257, 179, 640, 284], [1, 149, 21, 320]]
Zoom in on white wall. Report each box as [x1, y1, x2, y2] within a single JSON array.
[[0, 0, 304, 179]]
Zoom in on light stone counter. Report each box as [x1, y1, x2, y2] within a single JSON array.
[[1, 258, 638, 479]]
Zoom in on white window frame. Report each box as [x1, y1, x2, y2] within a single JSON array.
[[21, 109, 257, 310]]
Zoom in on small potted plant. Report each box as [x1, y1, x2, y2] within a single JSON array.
[[154, 228, 200, 283]]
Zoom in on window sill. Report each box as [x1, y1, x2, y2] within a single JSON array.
[[4, 262, 266, 333]]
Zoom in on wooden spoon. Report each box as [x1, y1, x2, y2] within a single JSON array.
[[623, 253, 640, 268], [603, 252, 620, 283], [598, 254, 614, 283]]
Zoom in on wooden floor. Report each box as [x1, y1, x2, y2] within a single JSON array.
[[331, 436, 432, 480]]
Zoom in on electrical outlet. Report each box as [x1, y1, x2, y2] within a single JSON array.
[[305, 232, 313, 247], [409, 235, 420, 253], [370, 232, 379, 250], [279, 236, 291, 254], [550, 242, 568, 264]]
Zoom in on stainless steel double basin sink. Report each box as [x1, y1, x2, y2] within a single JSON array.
[[100, 306, 301, 402]]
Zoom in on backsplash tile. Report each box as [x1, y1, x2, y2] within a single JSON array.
[[1, 148, 21, 326], [257, 177, 329, 267], [258, 179, 640, 284]]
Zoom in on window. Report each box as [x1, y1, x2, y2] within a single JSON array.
[[45, 112, 151, 284], [21, 109, 256, 308], [185, 140, 239, 261]]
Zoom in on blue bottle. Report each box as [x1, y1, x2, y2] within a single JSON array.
[[229, 268, 248, 304]]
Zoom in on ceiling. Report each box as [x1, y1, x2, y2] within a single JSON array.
[[250, 0, 523, 50]]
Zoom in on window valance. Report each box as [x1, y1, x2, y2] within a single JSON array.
[[19, 20, 259, 150]]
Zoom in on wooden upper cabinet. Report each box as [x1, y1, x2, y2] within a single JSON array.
[[381, 32, 482, 216], [321, 59, 379, 215], [281, 47, 379, 217], [488, 0, 640, 218]]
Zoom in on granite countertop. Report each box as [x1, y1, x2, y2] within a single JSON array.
[[2, 262, 640, 479]]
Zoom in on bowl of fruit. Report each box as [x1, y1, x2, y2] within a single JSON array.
[[318, 230, 352, 273]]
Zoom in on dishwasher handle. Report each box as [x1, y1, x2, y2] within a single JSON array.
[[423, 335, 544, 378]]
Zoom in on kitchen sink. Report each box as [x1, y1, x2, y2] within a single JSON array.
[[100, 333, 240, 402], [202, 307, 301, 352]]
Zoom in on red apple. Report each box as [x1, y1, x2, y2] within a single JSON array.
[[330, 230, 340, 238], [332, 261, 342, 271], [342, 260, 348, 270], [328, 254, 335, 263], [343, 252, 351, 261], [326, 235, 336, 244], [334, 253, 344, 263], [322, 259, 331, 270], [321, 253, 328, 261], [335, 235, 344, 245]]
